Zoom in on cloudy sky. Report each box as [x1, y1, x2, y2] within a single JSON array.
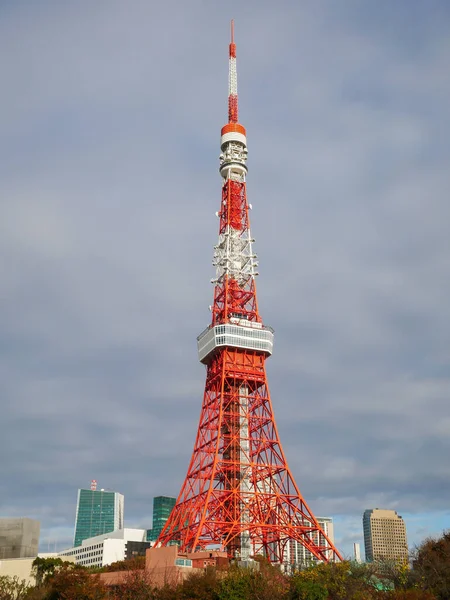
[[1, 0, 450, 559]]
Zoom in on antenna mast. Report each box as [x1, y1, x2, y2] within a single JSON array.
[[228, 19, 238, 123]]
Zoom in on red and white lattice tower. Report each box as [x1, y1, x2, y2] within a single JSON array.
[[157, 21, 342, 564]]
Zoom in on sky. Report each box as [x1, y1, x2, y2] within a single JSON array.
[[1, 0, 450, 560]]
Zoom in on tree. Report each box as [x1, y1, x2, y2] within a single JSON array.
[[289, 578, 327, 600], [180, 566, 219, 600], [290, 561, 378, 600], [39, 564, 107, 600], [98, 555, 146, 573], [216, 566, 251, 600], [0, 575, 30, 600], [412, 531, 450, 600], [32, 558, 68, 587], [215, 560, 288, 600], [109, 569, 157, 600], [378, 591, 437, 599], [370, 557, 417, 591]]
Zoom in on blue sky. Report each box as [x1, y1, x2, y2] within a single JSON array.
[[1, 0, 450, 559]]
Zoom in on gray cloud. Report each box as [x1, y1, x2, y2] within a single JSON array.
[[1, 0, 450, 557]]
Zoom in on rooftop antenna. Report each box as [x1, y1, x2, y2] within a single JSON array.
[[228, 19, 238, 123]]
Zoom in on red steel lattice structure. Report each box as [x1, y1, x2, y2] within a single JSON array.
[[157, 21, 342, 565]]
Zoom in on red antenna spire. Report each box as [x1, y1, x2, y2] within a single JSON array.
[[228, 19, 238, 123]]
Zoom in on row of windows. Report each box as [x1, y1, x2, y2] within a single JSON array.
[[215, 325, 271, 340], [370, 518, 404, 522], [79, 557, 101, 565], [198, 325, 273, 362], [215, 336, 271, 351], [372, 548, 407, 552], [60, 543, 104, 558], [371, 524, 405, 529]]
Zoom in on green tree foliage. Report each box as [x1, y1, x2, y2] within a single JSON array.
[[289, 578, 327, 600], [215, 566, 254, 600], [0, 575, 30, 600], [290, 561, 380, 600], [179, 566, 219, 600], [209, 560, 288, 600], [31, 558, 68, 587]]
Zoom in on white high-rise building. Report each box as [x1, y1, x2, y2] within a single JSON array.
[[283, 517, 334, 569], [353, 542, 361, 563]]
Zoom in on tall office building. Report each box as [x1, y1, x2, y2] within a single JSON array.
[[146, 496, 176, 542], [283, 517, 335, 568], [74, 486, 124, 547], [363, 509, 408, 562]]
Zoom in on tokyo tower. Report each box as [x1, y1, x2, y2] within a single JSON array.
[[157, 21, 342, 564]]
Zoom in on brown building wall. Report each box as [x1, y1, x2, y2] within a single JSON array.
[[99, 546, 229, 589]]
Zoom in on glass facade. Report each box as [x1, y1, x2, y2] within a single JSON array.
[[147, 496, 176, 542], [74, 489, 123, 547]]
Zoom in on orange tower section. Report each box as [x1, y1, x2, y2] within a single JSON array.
[[157, 21, 342, 565]]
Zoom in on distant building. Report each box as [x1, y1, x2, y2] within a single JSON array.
[[147, 496, 176, 542], [283, 517, 335, 568], [74, 487, 124, 547], [59, 528, 149, 568], [363, 508, 408, 562], [0, 518, 40, 559], [353, 542, 361, 563]]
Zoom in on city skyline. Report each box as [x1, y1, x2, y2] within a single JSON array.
[[1, 0, 450, 559]]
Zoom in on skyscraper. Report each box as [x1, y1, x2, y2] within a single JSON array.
[[363, 509, 408, 562], [147, 496, 176, 542], [283, 517, 335, 568], [73, 486, 124, 547]]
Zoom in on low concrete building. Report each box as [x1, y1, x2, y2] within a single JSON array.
[[0, 557, 36, 586], [0, 518, 40, 559], [0, 554, 75, 586]]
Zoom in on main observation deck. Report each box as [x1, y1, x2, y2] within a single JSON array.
[[197, 317, 274, 364]]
